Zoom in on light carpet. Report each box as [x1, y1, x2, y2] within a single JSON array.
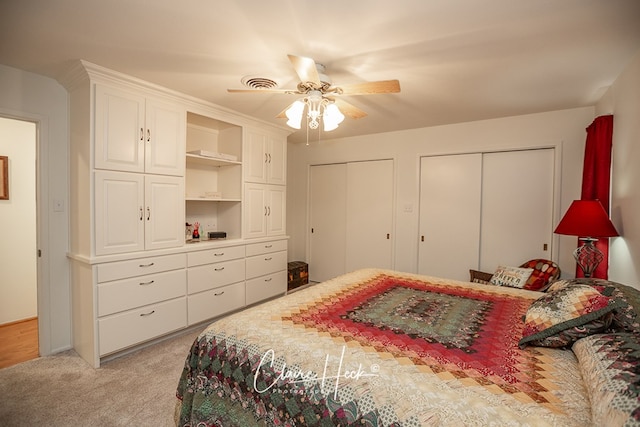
[[0, 328, 201, 426]]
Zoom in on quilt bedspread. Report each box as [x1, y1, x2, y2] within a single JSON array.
[[176, 269, 591, 426]]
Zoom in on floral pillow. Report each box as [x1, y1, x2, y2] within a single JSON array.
[[519, 284, 621, 348], [573, 333, 640, 426], [489, 265, 533, 288]]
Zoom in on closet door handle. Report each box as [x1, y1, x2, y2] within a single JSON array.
[[146, 207, 150, 220], [267, 206, 271, 216], [386, 233, 390, 239], [139, 207, 143, 220], [265, 153, 268, 163], [140, 128, 144, 141], [146, 129, 151, 142]]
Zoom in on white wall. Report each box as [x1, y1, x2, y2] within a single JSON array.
[[0, 117, 37, 324], [597, 50, 640, 288], [0, 64, 70, 355], [287, 107, 595, 278]]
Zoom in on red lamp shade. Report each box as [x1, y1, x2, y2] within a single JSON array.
[[554, 200, 619, 237]]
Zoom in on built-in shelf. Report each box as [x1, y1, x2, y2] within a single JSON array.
[[185, 197, 242, 202], [186, 153, 241, 167]]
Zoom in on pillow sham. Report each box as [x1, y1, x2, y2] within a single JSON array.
[[489, 265, 533, 288], [519, 284, 620, 348], [572, 333, 640, 426], [549, 278, 640, 333]]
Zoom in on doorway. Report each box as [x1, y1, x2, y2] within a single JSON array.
[[0, 116, 38, 367]]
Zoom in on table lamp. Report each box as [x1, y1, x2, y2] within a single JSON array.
[[554, 199, 619, 278]]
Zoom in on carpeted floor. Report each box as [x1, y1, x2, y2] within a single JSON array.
[[0, 328, 202, 426]]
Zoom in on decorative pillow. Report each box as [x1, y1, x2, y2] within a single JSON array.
[[519, 284, 620, 348], [519, 259, 561, 292], [548, 278, 640, 333], [489, 265, 533, 288], [572, 333, 640, 426]]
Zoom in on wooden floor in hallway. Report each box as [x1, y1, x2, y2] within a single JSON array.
[[0, 317, 39, 369]]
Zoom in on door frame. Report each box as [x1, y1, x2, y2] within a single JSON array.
[[0, 109, 50, 356]]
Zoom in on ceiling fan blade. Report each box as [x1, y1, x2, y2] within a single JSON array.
[[333, 98, 367, 119], [336, 79, 400, 95], [227, 88, 299, 94], [288, 54, 321, 86], [275, 102, 294, 119]]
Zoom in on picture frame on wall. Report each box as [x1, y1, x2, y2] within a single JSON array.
[[0, 156, 8, 200]]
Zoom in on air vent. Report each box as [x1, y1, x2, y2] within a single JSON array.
[[241, 76, 279, 90]]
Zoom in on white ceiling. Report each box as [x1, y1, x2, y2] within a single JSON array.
[[1, 0, 639, 143]]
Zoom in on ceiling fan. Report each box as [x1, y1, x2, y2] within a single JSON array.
[[228, 54, 400, 131]]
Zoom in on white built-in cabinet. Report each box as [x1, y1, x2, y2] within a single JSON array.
[[418, 149, 556, 281], [309, 160, 394, 282], [64, 60, 289, 368], [94, 84, 186, 176], [94, 171, 184, 255], [244, 128, 287, 185]]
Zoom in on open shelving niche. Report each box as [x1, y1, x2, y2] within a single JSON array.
[[185, 112, 243, 241]]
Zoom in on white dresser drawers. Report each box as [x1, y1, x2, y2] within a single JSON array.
[[98, 297, 187, 356], [187, 258, 245, 294], [188, 281, 245, 325], [245, 239, 287, 257], [246, 250, 287, 279], [187, 245, 245, 267], [97, 253, 186, 283], [98, 269, 186, 316], [246, 270, 287, 305]]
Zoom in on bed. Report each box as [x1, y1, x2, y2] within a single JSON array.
[[175, 268, 640, 426]]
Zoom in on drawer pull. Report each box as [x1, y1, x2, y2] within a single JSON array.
[[139, 262, 155, 268], [214, 267, 225, 271], [264, 244, 272, 248], [265, 278, 272, 282], [214, 252, 224, 257], [214, 291, 225, 296], [140, 310, 155, 317], [139, 280, 155, 286], [264, 257, 272, 261]]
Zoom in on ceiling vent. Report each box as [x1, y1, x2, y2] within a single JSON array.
[[241, 75, 279, 90]]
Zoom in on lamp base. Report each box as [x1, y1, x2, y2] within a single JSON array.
[[573, 237, 603, 278]]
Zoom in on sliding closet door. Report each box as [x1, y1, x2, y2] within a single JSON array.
[[345, 160, 394, 272], [309, 164, 347, 283], [418, 154, 482, 280], [479, 149, 555, 271]]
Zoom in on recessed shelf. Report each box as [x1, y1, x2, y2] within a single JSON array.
[[186, 153, 241, 167]]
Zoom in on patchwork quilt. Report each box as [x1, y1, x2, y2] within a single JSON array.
[[175, 269, 591, 426]]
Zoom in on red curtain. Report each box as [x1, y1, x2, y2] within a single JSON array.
[[578, 114, 614, 278]]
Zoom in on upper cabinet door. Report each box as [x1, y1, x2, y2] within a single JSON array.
[[144, 98, 186, 176], [266, 135, 286, 185], [95, 84, 186, 176], [243, 129, 286, 185], [95, 84, 146, 173]]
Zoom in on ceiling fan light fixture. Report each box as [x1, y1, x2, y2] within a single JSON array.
[[285, 100, 305, 129], [323, 103, 344, 131]]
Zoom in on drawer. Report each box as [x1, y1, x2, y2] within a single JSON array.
[[187, 258, 245, 294], [98, 297, 187, 356], [246, 250, 287, 279], [245, 239, 287, 257], [97, 253, 186, 283], [187, 245, 245, 267], [98, 269, 186, 317], [188, 281, 245, 325], [246, 270, 287, 306]]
